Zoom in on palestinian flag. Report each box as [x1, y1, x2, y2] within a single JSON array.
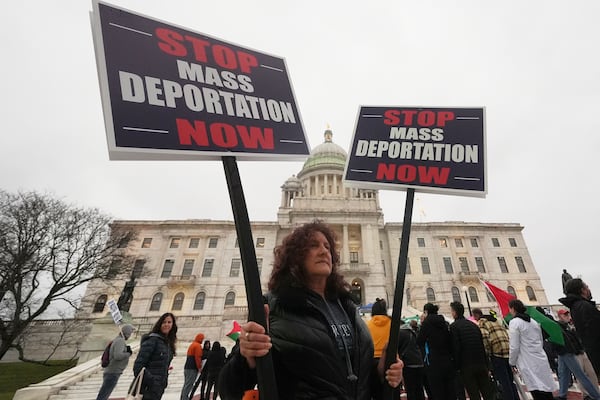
[[226, 320, 242, 341], [481, 280, 515, 317]]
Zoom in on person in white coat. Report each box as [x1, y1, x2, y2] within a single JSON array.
[[508, 299, 558, 400]]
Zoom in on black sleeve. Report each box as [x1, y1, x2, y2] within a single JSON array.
[[217, 347, 258, 400]]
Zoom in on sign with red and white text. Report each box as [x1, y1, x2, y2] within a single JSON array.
[[91, 1, 309, 161], [344, 106, 486, 197]]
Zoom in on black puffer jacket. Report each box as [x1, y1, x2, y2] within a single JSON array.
[[218, 286, 377, 400], [133, 333, 173, 398], [416, 314, 454, 370], [449, 317, 488, 368], [559, 294, 600, 374]]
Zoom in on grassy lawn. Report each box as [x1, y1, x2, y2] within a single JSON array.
[[0, 360, 77, 400]]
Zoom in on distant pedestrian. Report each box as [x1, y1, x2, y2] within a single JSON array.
[[180, 332, 205, 400], [96, 324, 135, 400], [508, 299, 557, 399], [201, 341, 225, 400]]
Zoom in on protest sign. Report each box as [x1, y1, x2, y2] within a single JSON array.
[[344, 106, 486, 197], [91, 1, 309, 161]]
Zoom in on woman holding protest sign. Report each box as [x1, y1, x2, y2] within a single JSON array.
[[218, 221, 403, 400]]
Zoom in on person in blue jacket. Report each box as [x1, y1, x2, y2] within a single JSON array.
[[133, 312, 178, 400]]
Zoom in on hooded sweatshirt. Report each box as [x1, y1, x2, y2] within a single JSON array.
[[184, 333, 205, 370], [366, 315, 391, 358], [105, 324, 135, 374]]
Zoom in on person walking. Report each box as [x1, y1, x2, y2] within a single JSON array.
[[508, 299, 557, 400], [180, 332, 205, 400], [416, 302, 457, 400], [449, 302, 495, 400], [560, 278, 600, 381], [133, 312, 178, 400], [472, 308, 519, 400], [201, 341, 226, 400], [217, 221, 403, 400], [553, 309, 600, 400], [96, 324, 135, 400]]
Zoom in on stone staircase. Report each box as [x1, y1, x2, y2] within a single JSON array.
[[14, 341, 216, 400]]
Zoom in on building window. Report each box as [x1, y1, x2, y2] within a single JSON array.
[[459, 257, 469, 273], [507, 286, 517, 297], [150, 293, 163, 311], [492, 238, 500, 247], [172, 292, 184, 310], [485, 289, 496, 302], [257, 258, 263, 275], [515, 256, 527, 273], [230, 258, 241, 277], [224, 291, 236, 307], [380, 240, 383, 250], [443, 257, 454, 274], [234, 238, 239, 248], [132, 259, 145, 278], [406, 258, 411, 274], [468, 286, 479, 302], [406, 288, 411, 305], [455, 238, 463, 248], [350, 252, 359, 264], [426, 287, 436, 302], [256, 237, 265, 248], [193, 292, 206, 310], [420, 257, 431, 274], [169, 238, 180, 248], [526, 286, 537, 301], [161, 259, 174, 278], [141, 238, 152, 248], [509, 238, 518, 247], [189, 238, 200, 248], [417, 238, 426, 247], [93, 295, 107, 313], [208, 237, 218, 248], [470, 238, 478, 247], [439, 238, 448, 248], [202, 259, 214, 277], [498, 257, 508, 273], [475, 257, 486, 273], [451, 287, 461, 302], [182, 259, 194, 277]]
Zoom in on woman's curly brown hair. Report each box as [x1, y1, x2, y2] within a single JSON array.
[[268, 221, 349, 296]]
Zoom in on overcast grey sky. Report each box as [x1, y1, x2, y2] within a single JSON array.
[[2, 0, 599, 306]]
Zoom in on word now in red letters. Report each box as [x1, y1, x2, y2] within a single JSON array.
[[176, 119, 274, 150], [376, 163, 450, 185]]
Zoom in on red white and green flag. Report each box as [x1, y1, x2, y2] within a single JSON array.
[[226, 321, 242, 341]]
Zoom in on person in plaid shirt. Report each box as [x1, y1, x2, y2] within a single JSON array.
[[473, 308, 519, 400]]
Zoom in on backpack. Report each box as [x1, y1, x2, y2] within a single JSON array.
[[101, 341, 113, 368]]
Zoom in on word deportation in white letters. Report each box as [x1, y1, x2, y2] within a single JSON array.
[[118, 59, 297, 124], [355, 127, 479, 163]]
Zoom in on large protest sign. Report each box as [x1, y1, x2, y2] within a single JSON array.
[[91, 1, 309, 161], [344, 106, 486, 197]]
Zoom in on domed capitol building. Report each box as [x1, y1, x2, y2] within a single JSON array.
[[79, 129, 548, 344]]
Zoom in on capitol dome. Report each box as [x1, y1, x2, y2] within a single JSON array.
[[299, 129, 347, 176]]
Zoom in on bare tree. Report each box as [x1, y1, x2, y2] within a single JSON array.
[[0, 190, 137, 360]]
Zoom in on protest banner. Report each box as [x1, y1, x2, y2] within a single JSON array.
[[91, 1, 309, 161]]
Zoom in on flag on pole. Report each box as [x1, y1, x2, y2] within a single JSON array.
[[226, 320, 242, 341], [481, 280, 515, 317], [482, 280, 564, 346]]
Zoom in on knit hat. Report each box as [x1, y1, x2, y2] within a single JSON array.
[[121, 324, 135, 339], [371, 298, 388, 316]]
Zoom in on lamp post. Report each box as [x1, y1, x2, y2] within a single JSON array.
[[462, 286, 472, 316]]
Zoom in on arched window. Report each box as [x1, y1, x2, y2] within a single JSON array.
[[93, 295, 107, 313], [426, 287, 436, 302], [224, 291, 235, 307], [150, 292, 163, 311], [507, 286, 517, 297], [194, 292, 206, 310], [451, 287, 461, 303], [351, 279, 362, 304], [468, 286, 479, 302], [172, 292, 184, 311], [485, 288, 496, 302], [526, 286, 537, 301]]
